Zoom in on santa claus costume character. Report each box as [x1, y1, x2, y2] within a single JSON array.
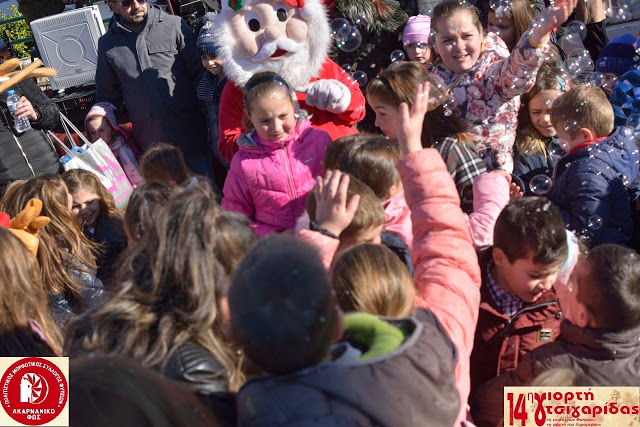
[[213, 0, 366, 163], [222, 72, 331, 236]]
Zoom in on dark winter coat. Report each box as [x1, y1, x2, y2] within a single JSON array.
[[84, 214, 127, 283], [328, 0, 408, 133], [236, 310, 460, 427], [0, 79, 61, 190], [513, 136, 562, 196], [548, 128, 640, 247], [471, 321, 640, 427], [470, 250, 566, 396], [96, 5, 208, 157]]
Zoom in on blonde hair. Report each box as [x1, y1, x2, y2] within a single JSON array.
[[551, 84, 614, 139], [0, 174, 99, 301], [0, 227, 63, 355], [331, 243, 414, 317], [62, 169, 122, 221]]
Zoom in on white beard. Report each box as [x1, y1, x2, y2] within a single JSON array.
[[213, 0, 331, 89]]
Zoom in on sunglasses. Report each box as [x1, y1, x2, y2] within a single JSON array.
[[115, 0, 146, 8]]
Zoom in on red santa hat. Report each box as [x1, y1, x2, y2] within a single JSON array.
[[224, 0, 321, 19]]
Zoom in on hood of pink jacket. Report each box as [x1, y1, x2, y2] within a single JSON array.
[[383, 190, 413, 250]]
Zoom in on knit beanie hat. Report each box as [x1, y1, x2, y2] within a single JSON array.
[[403, 15, 431, 47], [197, 13, 220, 57], [85, 102, 119, 134], [595, 34, 639, 75]]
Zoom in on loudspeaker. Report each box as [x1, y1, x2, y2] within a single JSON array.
[[30, 6, 106, 90]]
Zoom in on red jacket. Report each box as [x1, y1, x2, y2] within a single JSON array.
[[470, 251, 567, 396], [218, 57, 365, 162]]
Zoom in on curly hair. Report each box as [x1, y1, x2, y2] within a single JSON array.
[[62, 169, 122, 221]]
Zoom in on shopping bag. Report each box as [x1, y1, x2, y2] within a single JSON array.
[[48, 113, 133, 209]]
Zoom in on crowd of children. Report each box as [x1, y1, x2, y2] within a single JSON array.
[[3, 0, 640, 425]]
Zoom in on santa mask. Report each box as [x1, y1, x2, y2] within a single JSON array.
[[213, 0, 331, 89]]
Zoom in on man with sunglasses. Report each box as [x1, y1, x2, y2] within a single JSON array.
[[95, 0, 214, 179]]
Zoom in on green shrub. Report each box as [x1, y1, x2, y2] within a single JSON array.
[[0, 5, 33, 59]]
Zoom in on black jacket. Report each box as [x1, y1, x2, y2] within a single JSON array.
[[85, 214, 127, 282], [163, 342, 237, 426], [0, 79, 61, 190]]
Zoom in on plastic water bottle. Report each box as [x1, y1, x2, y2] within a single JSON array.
[[6, 90, 31, 133]]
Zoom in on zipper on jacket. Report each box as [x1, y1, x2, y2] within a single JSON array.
[[280, 142, 300, 218], [497, 300, 559, 338], [1, 106, 36, 177]]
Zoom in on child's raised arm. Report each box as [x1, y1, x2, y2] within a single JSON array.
[[488, 0, 578, 99], [396, 83, 482, 424], [296, 171, 360, 270]]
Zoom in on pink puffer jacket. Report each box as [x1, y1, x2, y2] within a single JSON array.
[[222, 120, 331, 237]]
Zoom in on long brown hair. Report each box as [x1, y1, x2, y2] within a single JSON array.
[[331, 243, 414, 318], [367, 61, 476, 147], [65, 183, 244, 391], [0, 227, 63, 355], [516, 67, 572, 156], [62, 169, 122, 222], [139, 143, 192, 186], [491, 0, 534, 50], [0, 174, 99, 300]]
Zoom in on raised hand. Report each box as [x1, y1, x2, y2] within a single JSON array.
[[396, 81, 430, 156], [529, 0, 578, 47], [315, 170, 360, 237]]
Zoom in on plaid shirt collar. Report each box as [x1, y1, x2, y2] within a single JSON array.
[[486, 260, 524, 316]]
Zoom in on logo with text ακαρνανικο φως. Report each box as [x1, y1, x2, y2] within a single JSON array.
[[1, 357, 68, 426]]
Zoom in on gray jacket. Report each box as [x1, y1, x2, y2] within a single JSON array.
[[237, 310, 460, 427], [95, 5, 207, 155]]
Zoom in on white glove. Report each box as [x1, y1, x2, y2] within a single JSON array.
[[305, 79, 351, 114]]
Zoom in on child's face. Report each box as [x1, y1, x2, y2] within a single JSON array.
[[493, 249, 561, 303], [71, 187, 101, 229], [405, 42, 431, 65], [434, 10, 483, 74], [368, 96, 399, 140], [201, 55, 224, 76], [86, 116, 114, 144], [529, 89, 563, 138], [487, 10, 516, 51], [248, 90, 296, 141]]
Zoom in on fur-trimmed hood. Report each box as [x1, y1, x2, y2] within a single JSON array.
[[330, 0, 408, 36]]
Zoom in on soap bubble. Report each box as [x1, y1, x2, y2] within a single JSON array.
[[330, 18, 350, 41], [626, 113, 640, 132], [588, 215, 603, 230], [336, 27, 362, 52], [564, 120, 579, 133], [341, 63, 352, 73], [390, 50, 405, 63], [601, 73, 619, 92], [354, 13, 367, 26], [586, 71, 604, 87], [442, 95, 456, 116], [352, 71, 368, 86], [615, 4, 632, 20], [429, 29, 437, 46], [529, 174, 553, 195], [565, 20, 587, 41]]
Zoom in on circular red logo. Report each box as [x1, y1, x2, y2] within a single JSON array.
[[1, 358, 67, 425]]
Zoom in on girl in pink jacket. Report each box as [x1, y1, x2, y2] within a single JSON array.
[[222, 72, 332, 236]]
